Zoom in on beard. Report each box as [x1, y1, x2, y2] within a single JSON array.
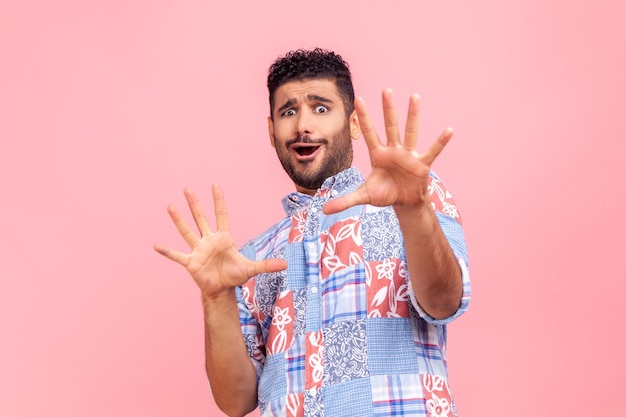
[[274, 120, 353, 191]]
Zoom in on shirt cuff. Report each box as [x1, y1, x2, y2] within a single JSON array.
[[407, 257, 471, 325]]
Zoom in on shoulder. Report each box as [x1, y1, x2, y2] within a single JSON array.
[[240, 216, 292, 260]]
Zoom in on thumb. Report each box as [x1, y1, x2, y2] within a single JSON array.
[[322, 188, 369, 215], [249, 258, 288, 277]]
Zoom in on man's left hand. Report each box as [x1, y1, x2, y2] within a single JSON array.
[[323, 89, 452, 214]]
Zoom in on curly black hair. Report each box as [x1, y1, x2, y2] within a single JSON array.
[[267, 48, 355, 118]]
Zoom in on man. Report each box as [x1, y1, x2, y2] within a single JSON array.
[[154, 48, 470, 417]]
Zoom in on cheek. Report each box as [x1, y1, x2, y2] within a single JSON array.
[[273, 124, 293, 143]]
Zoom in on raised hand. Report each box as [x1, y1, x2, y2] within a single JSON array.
[[154, 184, 287, 297], [323, 89, 453, 215]]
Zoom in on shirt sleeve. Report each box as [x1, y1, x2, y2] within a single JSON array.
[[235, 285, 266, 383], [237, 245, 267, 383], [407, 172, 472, 325], [408, 257, 471, 325]]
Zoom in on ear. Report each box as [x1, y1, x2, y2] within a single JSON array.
[[349, 110, 361, 140], [267, 116, 276, 148]]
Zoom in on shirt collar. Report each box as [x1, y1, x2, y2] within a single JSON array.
[[281, 167, 364, 217]]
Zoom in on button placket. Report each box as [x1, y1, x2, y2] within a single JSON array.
[[304, 197, 324, 331]]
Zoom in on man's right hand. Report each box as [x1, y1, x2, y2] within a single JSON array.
[[154, 184, 287, 298]]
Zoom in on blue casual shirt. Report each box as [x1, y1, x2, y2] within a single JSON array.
[[237, 167, 470, 417]]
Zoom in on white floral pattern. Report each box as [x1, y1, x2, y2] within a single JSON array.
[[367, 258, 410, 318], [321, 217, 363, 277], [268, 291, 294, 355], [285, 393, 301, 417], [423, 374, 453, 417], [429, 176, 461, 223]]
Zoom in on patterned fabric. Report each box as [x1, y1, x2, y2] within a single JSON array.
[[237, 167, 470, 417]]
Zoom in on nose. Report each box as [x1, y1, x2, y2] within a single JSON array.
[[296, 108, 314, 136]]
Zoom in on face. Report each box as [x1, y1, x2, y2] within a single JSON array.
[[268, 79, 360, 195]]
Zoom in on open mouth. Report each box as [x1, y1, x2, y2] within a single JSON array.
[[295, 145, 320, 156], [292, 144, 322, 158]]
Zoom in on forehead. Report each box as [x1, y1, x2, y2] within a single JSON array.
[[273, 79, 341, 104]]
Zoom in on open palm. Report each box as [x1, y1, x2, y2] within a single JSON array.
[[324, 89, 453, 215], [154, 185, 287, 296]]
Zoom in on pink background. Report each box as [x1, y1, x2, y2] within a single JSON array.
[[1, 1, 625, 416]]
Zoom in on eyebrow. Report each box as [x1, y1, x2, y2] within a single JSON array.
[[277, 98, 297, 114], [308, 94, 333, 104], [276, 94, 335, 114]]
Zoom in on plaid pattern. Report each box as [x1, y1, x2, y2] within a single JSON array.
[[371, 374, 426, 416], [238, 168, 470, 416], [321, 264, 368, 325], [286, 335, 307, 393]]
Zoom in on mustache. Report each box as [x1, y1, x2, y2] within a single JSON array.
[[285, 134, 328, 148]]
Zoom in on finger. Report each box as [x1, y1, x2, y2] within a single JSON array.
[[247, 258, 288, 277], [421, 127, 453, 167], [184, 188, 211, 236], [167, 203, 199, 247], [211, 184, 231, 232], [382, 88, 401, 146], [322, 187, 371, 215], [403, 94, 420, 150], [153, 243, 190, 266], [355, 97, 382, 151]]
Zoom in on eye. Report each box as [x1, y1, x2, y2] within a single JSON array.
[[282, 109, 296, 117], [314, 105, 328, 113]]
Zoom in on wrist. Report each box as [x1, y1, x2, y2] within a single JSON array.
[[201, 287, 237, 306], [393, 200, 434, 220]]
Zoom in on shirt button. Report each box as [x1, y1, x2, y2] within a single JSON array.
[[311, 286, 318, 294]]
